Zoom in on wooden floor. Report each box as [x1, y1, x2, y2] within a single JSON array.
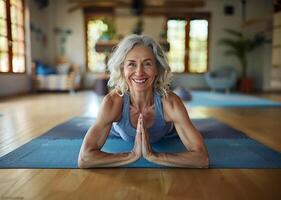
[[0, 91, 281, 200]]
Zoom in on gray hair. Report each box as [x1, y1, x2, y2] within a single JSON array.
[[107, 34, 172, 96]]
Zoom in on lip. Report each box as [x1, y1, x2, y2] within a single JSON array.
[[132, 78, 148, 84]]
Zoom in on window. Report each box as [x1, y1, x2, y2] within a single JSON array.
[[167, 17, 209, 73], [167, 20, 187, 73], [87, 18, 107, 72], [0, 0, 26, 73], [86, 16, 115, 73]]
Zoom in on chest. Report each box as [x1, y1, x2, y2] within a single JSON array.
[[129, 107, 155, 129]]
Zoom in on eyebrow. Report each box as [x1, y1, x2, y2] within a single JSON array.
[[125, 58, 153, 62]]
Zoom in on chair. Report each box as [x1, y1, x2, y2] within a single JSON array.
[[205, 66, 238, 93]]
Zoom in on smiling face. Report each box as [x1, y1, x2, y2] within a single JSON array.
[[123, 45, 158, 93]]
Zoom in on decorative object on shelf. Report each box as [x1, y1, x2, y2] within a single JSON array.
[[219, 28, 268, 92], [95, 41, 117, 53], [30, 22, 47, 46], [95, 41, 118, 73], [54, 27, 72, 56]]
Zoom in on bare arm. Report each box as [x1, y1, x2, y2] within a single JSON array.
[[142, 93, 209, 168], [78, 93, 141, 168]]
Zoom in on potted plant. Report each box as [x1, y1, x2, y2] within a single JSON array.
[[99, 17, 116, 41], [219, 29, 267, 92]]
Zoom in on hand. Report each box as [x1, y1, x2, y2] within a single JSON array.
[[139, 114, 153, 160], [131, 114, 142, 161]]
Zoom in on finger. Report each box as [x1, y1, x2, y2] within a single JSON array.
[[137, 115, 142, 131], [141, 129, 147, 144], [139, 114, 144, 127], [140, 119, 145, 133]]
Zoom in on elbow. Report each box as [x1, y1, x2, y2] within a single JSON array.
[[78, 150, 101, 169], [78, 154, 88, 169], [198, 147, 209, 168], [194, 146, 209, 168], [78, 150, 93, 169], [201, 153, 209, 168]]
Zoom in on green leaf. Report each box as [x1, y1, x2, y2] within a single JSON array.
[[223, 28, 243, 38]]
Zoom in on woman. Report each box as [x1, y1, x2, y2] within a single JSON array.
[[78, 34, 209, 168]]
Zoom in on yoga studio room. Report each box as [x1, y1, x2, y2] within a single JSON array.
[[1, 0, 281, 199]]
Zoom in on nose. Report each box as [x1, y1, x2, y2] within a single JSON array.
[[135, 63, 144, 75]]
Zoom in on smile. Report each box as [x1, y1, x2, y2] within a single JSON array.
[[132, 78, 148, 84]]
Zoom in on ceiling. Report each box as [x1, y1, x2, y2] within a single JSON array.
[[68, 0, 205, 14]]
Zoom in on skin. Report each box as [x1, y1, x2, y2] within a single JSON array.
[[78, 45, 209, 168]]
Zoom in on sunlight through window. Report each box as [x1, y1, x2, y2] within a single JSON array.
[[167, 18, 208, 73], [167, 20, 187, 73], [189, 20, 208, 73], [87, 19, 108, 72]]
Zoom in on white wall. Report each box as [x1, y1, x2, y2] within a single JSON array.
[[29, 0, 49, 62], [52, 0, 85, 68], [0, 75, 31, 96]]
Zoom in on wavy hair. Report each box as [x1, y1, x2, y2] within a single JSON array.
[[107, 34, 172, 96]]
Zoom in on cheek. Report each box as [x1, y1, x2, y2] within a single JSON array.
[[150, 67, 158, 78], [123, 70, 132, 84], [123, 69, 131, 79]]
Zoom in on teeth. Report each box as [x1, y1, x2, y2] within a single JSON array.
[[133, 79, 146, 83]]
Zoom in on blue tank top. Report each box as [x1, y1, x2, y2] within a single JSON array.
[[110, 92, 175, 143]]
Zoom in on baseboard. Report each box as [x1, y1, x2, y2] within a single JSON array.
[[0, 91, 32, 100]]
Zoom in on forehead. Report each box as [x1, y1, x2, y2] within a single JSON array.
[[125, 45, 155, 61]]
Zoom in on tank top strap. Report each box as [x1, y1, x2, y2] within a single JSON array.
[[154, 92, 165, 120], [121, 93, 130, 121]]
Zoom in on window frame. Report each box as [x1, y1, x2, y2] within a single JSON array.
[[0, 0, 26, 74], [166, 12, 211, 74]]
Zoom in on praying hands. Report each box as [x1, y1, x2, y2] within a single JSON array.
[[131, 114, 154, 161]]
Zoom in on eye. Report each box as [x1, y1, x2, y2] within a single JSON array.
[[126, 62, 136, 68], [144, 61, 152, 67]]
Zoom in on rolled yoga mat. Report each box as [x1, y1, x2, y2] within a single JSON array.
[[188, 91, 281, 107], [0, 117, 281, 169]]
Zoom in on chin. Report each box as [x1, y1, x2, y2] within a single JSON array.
[[132, 84, 153, 92]]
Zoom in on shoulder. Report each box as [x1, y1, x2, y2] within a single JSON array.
[[102, 90, 123, 107], [161, 91, 187, 121], [99, 90, 124, 122], [162, 91, 184, 109]]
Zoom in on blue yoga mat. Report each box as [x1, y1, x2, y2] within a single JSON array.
[[0, 117, 281, 169], [188, 91, 281, 107]]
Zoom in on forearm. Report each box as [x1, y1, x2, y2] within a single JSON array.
[[78, 150, 137, 168], [147, 151, 209, 168]]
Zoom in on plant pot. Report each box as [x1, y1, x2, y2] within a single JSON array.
[[239, 77, 254, 93]]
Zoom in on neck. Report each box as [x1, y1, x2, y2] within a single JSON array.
[[129, 90, 154, 110]]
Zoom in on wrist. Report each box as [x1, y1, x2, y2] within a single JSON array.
[[130, 150, 141, 161], [144, 151, 155, 162]]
